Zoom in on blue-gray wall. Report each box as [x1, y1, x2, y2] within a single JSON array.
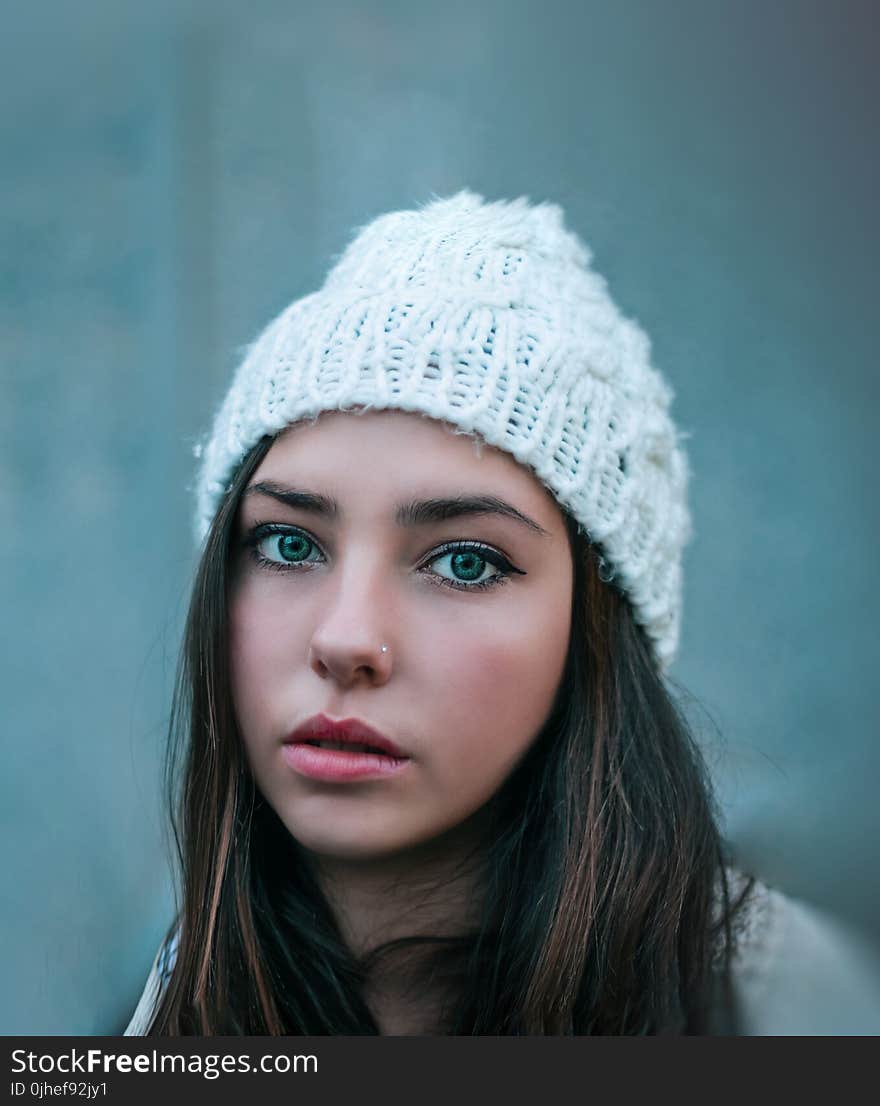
[[2, 0, 877, 1033]]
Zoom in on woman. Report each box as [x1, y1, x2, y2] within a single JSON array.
[[125, 190, 880, 1035]]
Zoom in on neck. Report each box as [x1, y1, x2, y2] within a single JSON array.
[[308, 814, 490, 1033], [312, 822, 487, 955]]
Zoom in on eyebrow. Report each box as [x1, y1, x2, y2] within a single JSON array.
[[243, 481, 552, 537]]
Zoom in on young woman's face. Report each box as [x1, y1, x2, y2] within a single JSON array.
[[229, 410, 574, 861]]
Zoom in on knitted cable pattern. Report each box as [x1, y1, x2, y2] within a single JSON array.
[[194, 190, 692, 669]]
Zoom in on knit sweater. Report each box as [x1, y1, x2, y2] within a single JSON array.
[[123, 878, 880, 1035]]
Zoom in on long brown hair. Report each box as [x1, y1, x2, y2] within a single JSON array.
[[147, 432, 751, 1035]]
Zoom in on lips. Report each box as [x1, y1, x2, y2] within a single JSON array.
[[286, 714, 407, 758], [282, 714, 411, 783]]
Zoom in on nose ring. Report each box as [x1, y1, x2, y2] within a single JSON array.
[[380, 644, 389, 654]]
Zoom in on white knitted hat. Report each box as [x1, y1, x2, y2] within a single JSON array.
[[194, 189, 692, 670]]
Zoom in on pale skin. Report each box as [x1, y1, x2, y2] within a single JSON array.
[[228, 409, 574, 1032]]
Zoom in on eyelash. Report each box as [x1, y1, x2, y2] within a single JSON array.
[[241, 522, 521, 592]]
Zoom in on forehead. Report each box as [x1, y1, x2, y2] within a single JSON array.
[[248, 409, 561, 519]]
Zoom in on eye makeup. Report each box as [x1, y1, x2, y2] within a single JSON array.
[[239, 522, 527, 593]]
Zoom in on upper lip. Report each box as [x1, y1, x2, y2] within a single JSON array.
[[285, 713, 408, 758]]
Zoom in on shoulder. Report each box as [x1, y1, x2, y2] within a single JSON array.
[[724, 872, 880, 1035], [123, 928, 179, 1036]]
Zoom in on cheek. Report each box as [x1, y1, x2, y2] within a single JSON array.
[[228, 585, 302, 732], [426, 587, 571, 766]]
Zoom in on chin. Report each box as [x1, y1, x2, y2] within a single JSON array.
[[281, 813, 468, 863], [274, 810, 402, 857], [288, 830, 420, 862]]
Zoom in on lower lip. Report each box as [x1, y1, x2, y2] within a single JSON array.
[[282, 743, 411, 782]]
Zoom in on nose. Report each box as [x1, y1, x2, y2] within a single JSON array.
[[307, 564, 394, 689], [309, 636, 392, 688]]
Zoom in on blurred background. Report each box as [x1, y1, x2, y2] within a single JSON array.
[[1, 0, 877, 1033]]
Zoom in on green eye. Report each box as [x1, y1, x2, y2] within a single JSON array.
[[254, 528, 320, 566], [275, 533, 313, 563], [430, 548, 498, 585], [245, 526, 523, 592]]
